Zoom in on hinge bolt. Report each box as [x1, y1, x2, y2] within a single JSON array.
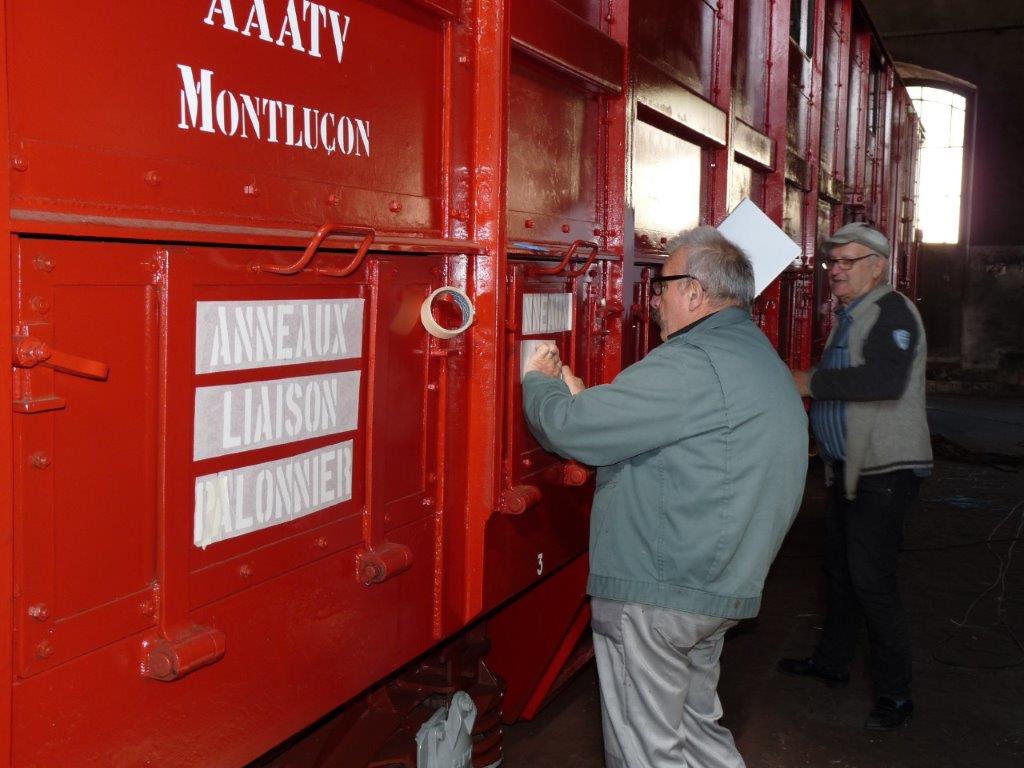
[[35, 641, 53, 659], [28, 604, 49, 621], [33, 255, 55, 272], [30, 452, 51, 470]]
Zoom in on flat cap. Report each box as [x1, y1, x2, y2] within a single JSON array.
[[823, 222, 890, 259]]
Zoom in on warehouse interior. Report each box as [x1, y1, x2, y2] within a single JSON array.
[[502, 3, 1024, 766]]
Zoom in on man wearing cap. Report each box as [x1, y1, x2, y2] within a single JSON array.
[[778, 222, 932, 730]]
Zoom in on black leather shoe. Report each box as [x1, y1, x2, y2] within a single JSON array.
[[776, 657, 850, 687], [865, 697, 914, 729]]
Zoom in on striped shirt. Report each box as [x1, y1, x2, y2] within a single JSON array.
[[810, 303, 856, 462]]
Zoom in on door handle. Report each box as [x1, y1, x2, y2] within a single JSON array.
[[13, 336, 109, 380], [257, 223, 375, 277], [527, 240, 599, 277]]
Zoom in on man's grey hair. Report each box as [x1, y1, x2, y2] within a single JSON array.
[[664, 226, 755, 309]]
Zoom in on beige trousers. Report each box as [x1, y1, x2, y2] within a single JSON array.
[[591, 598, 745, 768]]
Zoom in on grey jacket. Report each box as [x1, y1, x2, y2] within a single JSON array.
[[810, 284, 932, 499], [522, 307, 808, 620]]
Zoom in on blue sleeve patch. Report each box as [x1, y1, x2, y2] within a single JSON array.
[[892, 329, 911, 350]]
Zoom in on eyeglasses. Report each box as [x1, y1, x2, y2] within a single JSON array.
[[820, 253, 882, 271], [651, 274, 702, 296]]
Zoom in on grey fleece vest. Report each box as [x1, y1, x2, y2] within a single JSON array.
[[826, 284, 933, 498]]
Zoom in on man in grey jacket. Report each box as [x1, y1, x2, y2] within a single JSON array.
[[779, 222, 932, 730], [522, 227, 808, 768]]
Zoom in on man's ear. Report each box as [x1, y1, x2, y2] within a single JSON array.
[[687, 281, 704, 310]]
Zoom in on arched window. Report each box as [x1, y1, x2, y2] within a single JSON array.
[[905, 85, 967, 244]]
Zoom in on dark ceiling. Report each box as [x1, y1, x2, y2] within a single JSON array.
[[861, 0, 1024, 38]]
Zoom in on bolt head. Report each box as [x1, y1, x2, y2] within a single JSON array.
[[30, 452, 51, 469], [33, 256, 55, 273], [238, 564, 253, 579], [35, 641, 53, 659], [146, 649, 175, 679]]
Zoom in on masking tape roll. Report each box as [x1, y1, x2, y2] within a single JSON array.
[[420, 286, 476, 340]]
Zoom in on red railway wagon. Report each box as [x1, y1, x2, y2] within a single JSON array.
[[0, 1, 919, 766]]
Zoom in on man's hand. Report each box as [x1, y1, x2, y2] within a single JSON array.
[[792, 369, 813, 397], [561, 365, 586, 396], [525, 343, 563, 379]]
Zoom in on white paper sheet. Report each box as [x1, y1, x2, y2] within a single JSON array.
[[717, 198, 802, 296]]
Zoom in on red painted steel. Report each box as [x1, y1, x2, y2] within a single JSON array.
[[0, 1, 921, 765]]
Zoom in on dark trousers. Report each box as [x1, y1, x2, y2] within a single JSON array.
[[812, 467, 920, 699]]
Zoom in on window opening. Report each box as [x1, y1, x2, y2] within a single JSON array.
[[790, 0, 815, 57], [906, 85, 966, 244]]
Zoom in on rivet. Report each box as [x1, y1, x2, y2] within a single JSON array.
[[314, 536, 329, 549], [525, 219, 535, 229], [238, 564, 253, 579], [521, 458, 533, 468], [33, 255, 55, 273], [30, 452, 50, 470], [11, 155, 27, 172], [35, 641, 53, 659], [426, 382, 438, 391], [28, 604, 49, 621], [144, 171, 161, 187], [389, 200, 402, 213], [421, 497, 434, 508], [561, 224, 571, 233], [29, 295, 50, 315]]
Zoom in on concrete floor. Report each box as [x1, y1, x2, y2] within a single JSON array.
[[503, 395, 1024, 767]]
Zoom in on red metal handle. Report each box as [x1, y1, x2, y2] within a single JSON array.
[[259, 224, 375, 277], [13, 336, 109, 380], [527, 240, 599, 277]]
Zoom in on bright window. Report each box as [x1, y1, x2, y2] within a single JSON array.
[[906, 85, 967, 244]]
